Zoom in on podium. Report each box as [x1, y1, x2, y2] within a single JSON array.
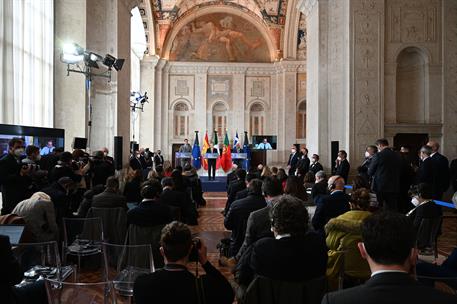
[[175, 152, 192, 167], [232, 153, 247, 167], [204, 153, 219, 159]]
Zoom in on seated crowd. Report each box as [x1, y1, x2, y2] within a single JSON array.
[[1, 136, 457, 304]]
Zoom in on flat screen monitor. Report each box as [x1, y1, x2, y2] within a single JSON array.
[[0, 124, 65, 157], [252, 135, 277, 150], [0, 225, 25, 244]]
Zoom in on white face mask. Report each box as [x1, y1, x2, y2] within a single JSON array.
[[291, 149, 296, 153], [14, 148, 24, 157], [337, 156, 342, 161], [311, 158, 316, 163], [411, 197, 420, 207], [365, 151, 370, 158]]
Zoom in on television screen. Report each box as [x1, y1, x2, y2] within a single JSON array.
[[252, 135, 277, 150], [0, 124, 64, 157]]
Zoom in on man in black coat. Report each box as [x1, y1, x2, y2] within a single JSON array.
[[42, 177, 76, 224], [153, 149, 164, 169], [133, 222, 234, 304], [296, 147, 310, 173], [311, 170, 328, 201], [428, 140, 450, 200], [224, 179, 266, 257], [235, 173, 257, 201], [206, 143, 218, 181], [312, 175, 350, 233], [0, 138, 31, 215], [224, 168, 247, 214], [416, 145, 435, 186], [92, 176, 127, 210], [226, 164, 238, 188], [287, 145, 300, 176], [368, 139, 402, 211], [309, 154, 324, 175], [321, 212, 456, 304], [127, 180, 172, 227], [333, 150, 350, 184], [160, 177, 195, 224]]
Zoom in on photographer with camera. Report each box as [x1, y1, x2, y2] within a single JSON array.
[[48, 151, 84, 183], [134, 221, 234, 304], [22, 145, 49, 193], [0, 138, 33, 215]]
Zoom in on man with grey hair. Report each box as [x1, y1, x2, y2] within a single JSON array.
[[311, 170, 328, 200], [417, 145, 434, 186], [427, 140, 450, 200]]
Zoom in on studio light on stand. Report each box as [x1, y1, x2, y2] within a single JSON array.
[[60, 42, 124, 153]]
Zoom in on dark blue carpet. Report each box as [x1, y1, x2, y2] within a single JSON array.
[[200, 176, 227, 192]]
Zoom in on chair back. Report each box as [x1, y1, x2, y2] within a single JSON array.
[[125, 224, 164, 269], [62, 217, 104, 247], [242, 275, 327, 304], [45, 278, 116, 304], [417, 217, 442, 250], [87, 207, 127, 244]]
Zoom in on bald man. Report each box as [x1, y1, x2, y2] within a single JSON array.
[[427, 140, 450, 200], [312, 175, 350, 233]]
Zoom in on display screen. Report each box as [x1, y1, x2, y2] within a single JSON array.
[[0, 124, 64, 157], [252, 135, 277, 150]]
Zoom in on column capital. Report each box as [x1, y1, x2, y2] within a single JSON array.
[[297, 0, 319, 17]]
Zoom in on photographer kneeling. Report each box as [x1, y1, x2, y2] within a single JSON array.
[[134, 221, 234, 304]]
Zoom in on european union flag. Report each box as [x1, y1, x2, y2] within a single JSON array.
[[192, 131, 201, 169]]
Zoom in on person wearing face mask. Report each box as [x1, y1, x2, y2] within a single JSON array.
[[359, 146, 378, 184], [287, 144, 300, 176], [154, 149, 164, 169], [416, 145, 435, 187], [334, 150, 350, 184], [309, 154, 324, 174], [406, 183, 442, 251], [129, 149, 143, 170], [0, 138, 32, 215], [296, 147, 310, 173]]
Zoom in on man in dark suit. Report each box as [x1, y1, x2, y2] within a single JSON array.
[[235, 177, 283, 261], [287, 145, 300, 176], [312, 176, 350, 233], [0, 138, 31, 215], [153, 149, 164, 169], [206, 143, 218, 181], [321, 212, 456, 304], [416, 145, 435, 186], [224, 179, 266, 257], [133, 222, 234, 304], [311, 170, 328, 201], [226, 164, 238, 188], [427, 140, 450, 200], [359, 145, 378, 184], [333, 150, 350, 183], [129, 151, 143, 170], [296, 147, 310, 173], [127, 180, 172, 227], [224, 169, 247, 214], [92, 176, 127, 209], [309, 154, 324, 175], [368, 139, 402, 211], [160, 177, 194, 224], [235, 173, 257, 201]]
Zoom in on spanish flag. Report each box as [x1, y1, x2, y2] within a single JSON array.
[[202, 131, 210, 170]]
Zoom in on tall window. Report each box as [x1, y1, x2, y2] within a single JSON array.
[[174, 103, 189, 138], [212, 102, 227, 137], [296, 101, 306, 139], [250, 103, 265, 136], [0, 0, 54, 126]]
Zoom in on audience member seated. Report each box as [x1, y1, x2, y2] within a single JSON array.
[[160, 177, 196, 225], [182, 165, 205, 207], [416, 247, 457, 290], [236, 195, 327, 293], [352, 175, 378, 209], [0, 138, 32, 215], [303, 171, 316, 189], [271, 166, 279, 176], [42, 177, 76, 224], [12, 192, 58, 242], [225, 169, 247, 214], [312, 175, 350, 233], [407, 183, 442, 251], [123, 169, 143, 204], [48, 151, 83, 183], [127, 180, 173, 227], [311, 170, 328, 201], [276, 168, 288, 189], [284, 175, 308, 202], [325, 188, 372, 290], [133, 221, 234, 304], [260, 165, 272, 179], [224, 179, 266, 257], [321, 212, 457, 304], [235, 173, 257, 201], [226, 164, 238, 187], [92, 176, 127, 209], [235, 177, 283, 261], [88, 150, 115, 187], [0, 235, 47, 304], [75, 184, 105, 218]]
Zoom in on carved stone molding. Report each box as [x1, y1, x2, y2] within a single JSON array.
[[297, 0, 318, 17]]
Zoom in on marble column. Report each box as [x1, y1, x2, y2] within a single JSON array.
[[139, 55, 159, 149], [54, 0, 87, 151]]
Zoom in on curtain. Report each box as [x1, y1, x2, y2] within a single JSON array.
[[0, 0, 53, 127]]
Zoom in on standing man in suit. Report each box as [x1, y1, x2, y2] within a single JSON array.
[[309, 154, 324, 175], [287, 145, 300, 176], [231, 143, 243, 167], [178, 139, 192, 168], [368, 139, 402, 211], [312, 175, 350, 233], [334, 150, 350, 183], [416, 145, 435, 186], [359, 145, 378, 184], [427, 140, 450, 200], [206, 143, 218, 181], [321, 212, 456, 304], [154, 150, 164, 169], [297, 147, 310, 174]]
